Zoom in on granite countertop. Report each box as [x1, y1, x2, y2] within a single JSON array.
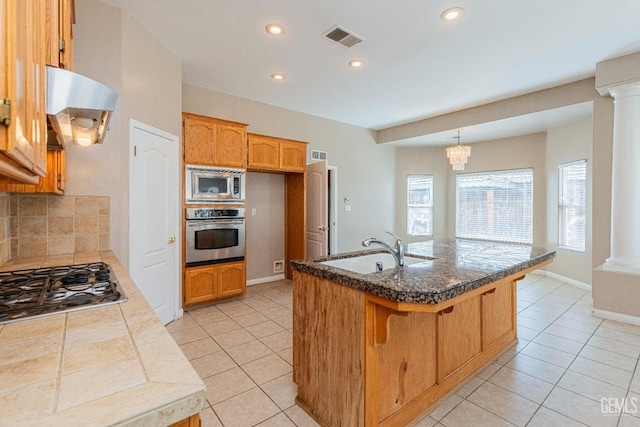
[[0, 251, 205, 427], [291, 238, 556, 304]]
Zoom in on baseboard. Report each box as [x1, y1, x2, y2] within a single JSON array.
[[593, 309, 640, 326], [247, 274, 286, 286], [539, 270, 591, 291]]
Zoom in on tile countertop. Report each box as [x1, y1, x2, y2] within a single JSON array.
[[291, 238, 556, 304], [0, 251, 206, 427]]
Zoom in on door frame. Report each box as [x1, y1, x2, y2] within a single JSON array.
[[328, 165, 338, 255], [128, 119, 182, 322]]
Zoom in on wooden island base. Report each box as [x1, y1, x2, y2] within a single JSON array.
[[292, 262, 548, 427]]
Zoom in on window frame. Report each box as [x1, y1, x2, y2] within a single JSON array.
[[407, 174, 434, 236], [455, 168, 534, 244], [558, 159, 587, 253]]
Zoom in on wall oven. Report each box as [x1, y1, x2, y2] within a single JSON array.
[[185, 165, 245, 204], [185, 208, 245, 266]]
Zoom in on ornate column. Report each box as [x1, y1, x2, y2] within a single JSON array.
[[602, 82, 640, 273]]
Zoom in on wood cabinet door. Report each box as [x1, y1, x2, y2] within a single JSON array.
[[438, 296, 482, 379], [280, 141, 306, 172], [34, 149, 64, 193], [375, 311, 437, 421], [45, 0, 60, 66], [218, 261, 246, 298], [1, 0, 47, 179], [58, 0, 74, 70], [45, 0, 73, 69], [482, 281, 515, 349], [55, 148, 66, 192], [248, 135, 279, 171], [0, 149, 66, 193], [183, 115, 217, 165], [184, 265, 218, 305], [216, 124, 247, 168]]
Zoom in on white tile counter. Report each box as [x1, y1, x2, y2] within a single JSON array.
[[0, 251, 205, 427]]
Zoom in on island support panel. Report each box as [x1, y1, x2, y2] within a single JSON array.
[[293, 271, 365, 426], [293, 270, 531, 427]]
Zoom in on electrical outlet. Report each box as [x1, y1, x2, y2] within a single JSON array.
[[345, 205, 351, 212], [251, 208, 257, 216], [273, 260, 284, 273]]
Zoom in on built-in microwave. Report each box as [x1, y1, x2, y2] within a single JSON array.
[[185, 165, 245, 204]]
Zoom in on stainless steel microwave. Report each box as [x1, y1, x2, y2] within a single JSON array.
[[185, 165, 245, 204]]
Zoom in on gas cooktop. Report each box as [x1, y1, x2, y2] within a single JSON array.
[[0, 262, 127, 325]]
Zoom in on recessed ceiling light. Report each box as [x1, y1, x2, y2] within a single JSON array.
[[348, 59, 363, 68], [441, 7, 465, 21], [271, 73, 286, 80], [265, 23, 284, 35]]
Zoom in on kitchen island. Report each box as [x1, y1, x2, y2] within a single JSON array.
[[0, 251, 205, 427], [291, 238, 555, 427]]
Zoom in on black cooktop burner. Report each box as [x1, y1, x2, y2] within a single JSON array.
[[0, 262, 127, 325]]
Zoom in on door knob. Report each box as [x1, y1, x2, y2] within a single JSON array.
[[168, 236, 176, 244]]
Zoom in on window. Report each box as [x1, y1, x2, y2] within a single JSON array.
[[407, 175, 433, 236], [558, 160, 586, 252], [456, 169, 533, 244]]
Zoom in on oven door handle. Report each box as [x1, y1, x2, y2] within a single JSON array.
[[186, 219, 245, 227]]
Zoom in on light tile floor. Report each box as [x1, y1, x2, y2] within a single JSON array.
[[166, 274, 640, 427]]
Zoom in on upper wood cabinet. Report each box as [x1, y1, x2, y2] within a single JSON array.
[[0, 148, 66, 194], [0, 0, 48, 183], [1, 0, 74, 185], [248, 133, 307, 173], [46, 0, 75, 70], [182, 113, 248, 168]]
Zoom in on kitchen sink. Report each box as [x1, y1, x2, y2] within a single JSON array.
[[320, 253, 432, 274]]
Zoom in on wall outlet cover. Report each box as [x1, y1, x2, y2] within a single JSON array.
[[273, 260, 284, 273]]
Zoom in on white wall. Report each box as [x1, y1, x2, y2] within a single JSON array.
[[182, 84, 396, 253], [394, 146, 449, 243], [397, 134, 548, 245], [395, 123, 597, 285], [70, 0, 124, 256], [545, 118, 593, 285], [245, 172, 285, 281], [72, 0, 182, 266]]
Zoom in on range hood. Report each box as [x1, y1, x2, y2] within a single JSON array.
[[46, 66, 119, 147]]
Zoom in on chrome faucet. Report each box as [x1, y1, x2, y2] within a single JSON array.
[[362, 231, 405, 267]]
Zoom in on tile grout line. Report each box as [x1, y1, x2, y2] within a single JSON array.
[[179, 282, 296, 426]]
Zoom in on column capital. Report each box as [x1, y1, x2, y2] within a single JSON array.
[[607, 82, 640, 99], [596, 51, 640, 96]]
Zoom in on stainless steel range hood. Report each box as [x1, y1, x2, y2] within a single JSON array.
[[46, 66, 119, 147]]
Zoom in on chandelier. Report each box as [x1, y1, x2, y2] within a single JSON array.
[[446, 130, 471, 171]]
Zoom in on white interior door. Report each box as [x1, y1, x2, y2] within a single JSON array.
[[129, 120, 179, 325], [306, 161, 327, 258]]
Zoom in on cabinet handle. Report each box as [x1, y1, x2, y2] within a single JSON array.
[[440, 306, 454, 315], [168, 236, 176, 244], [484, 288, 496, 295]]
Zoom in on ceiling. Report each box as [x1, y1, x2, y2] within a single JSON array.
[[99, 0, 640, 145]]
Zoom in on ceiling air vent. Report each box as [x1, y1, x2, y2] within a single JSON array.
[[322, 25, 364, 48], [310, 149, 328, 163]]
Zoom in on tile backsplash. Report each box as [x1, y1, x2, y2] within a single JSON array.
[[0, 194, 10, 263], [7, 194, 110, 260]]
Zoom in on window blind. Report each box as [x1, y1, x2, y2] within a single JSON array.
[[456, 169, 533, 244], [558, 160, 586, 252], [407, 175, 433, 236]]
